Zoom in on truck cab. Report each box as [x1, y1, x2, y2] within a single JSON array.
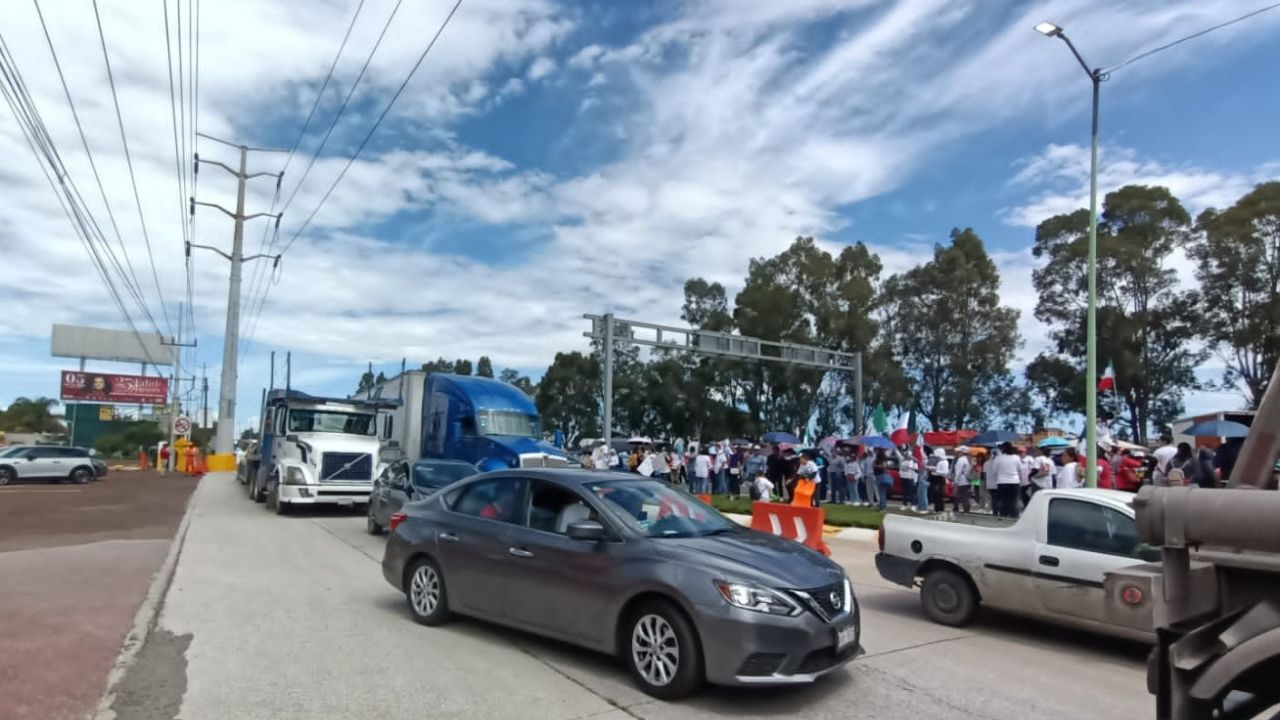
[[421, 374, 566, 471], [243, 389, 396, 513]]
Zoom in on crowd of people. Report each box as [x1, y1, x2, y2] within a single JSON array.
[[579, 430, 1245, 518]]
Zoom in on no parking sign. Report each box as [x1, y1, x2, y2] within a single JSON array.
[[174, 416, 192, 437]]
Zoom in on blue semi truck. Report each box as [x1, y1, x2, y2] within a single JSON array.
[[358, 370, 567, 471]]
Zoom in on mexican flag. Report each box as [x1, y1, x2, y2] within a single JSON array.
[[1098, 360, 1116, 392], [871, 404, 889, 435], [890, 409, 917, 446]]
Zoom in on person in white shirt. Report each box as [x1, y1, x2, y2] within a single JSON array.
[[1018, 449, 1034, 508], [983, 449, 1000, 513], [1151, 433, 1178, 487], [1056, 447, 1082, 489], [607, 448, 620, 469], [992, 442, 1023, 517], [950, 449, 971, 513], [693, 449, 713, 494], [1028, 446, 1055, 494], [898, 451, 919, 510], [591, 442, 611, 470], [928, 448, 950, 513], [752, 473, 775, 501]]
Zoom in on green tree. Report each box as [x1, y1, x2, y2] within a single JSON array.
[[476, 356, 495, 378], [1190, 181, 1280, 407], [1024, 355, 1084, 428], [498, 368, 536, 396], [421, 358, 453, 374], [880, 228, 1021, 429], [95, 420, 164, 457], [536, 352, 600, 444], [452, 359, 473, 376], [1032, 185, 1206, 441], [0, 397, 64, 433]]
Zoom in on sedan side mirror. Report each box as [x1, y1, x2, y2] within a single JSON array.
[[566, 520, 606, 541]]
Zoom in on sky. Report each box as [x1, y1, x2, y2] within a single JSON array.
[[1, 0, 1278, 435]]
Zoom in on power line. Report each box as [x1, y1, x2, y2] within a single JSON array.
[[238, 0, 370, 358], [92, 0, 175, 337], [0, 37, 165, 373], [281, 0, 463, 255], [166, 0, 195, 373], [30, 0, 166, 338], [1104, 2, 1280, 74]]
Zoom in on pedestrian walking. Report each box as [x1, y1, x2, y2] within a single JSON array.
[[847, 447, 865, 505], [693, 447, 712, 494], [651, 446, 670, 482], [1152, 433, 1178, 486], [1028, 446, 1054, 496], [159, 443, 170, 475], [950, 447, 971, 513], [1056, 448, 1081, 489], [860, 448, 878, 508]]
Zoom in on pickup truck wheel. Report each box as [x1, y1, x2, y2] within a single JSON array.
[[922, 568, 977, 627]]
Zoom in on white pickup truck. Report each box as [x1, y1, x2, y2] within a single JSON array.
[[875, 488, 1157, 642]]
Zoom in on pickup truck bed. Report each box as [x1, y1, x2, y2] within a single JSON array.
[[875, 488, 1154, 642]]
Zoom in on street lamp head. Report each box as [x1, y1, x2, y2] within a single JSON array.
[[1035, 21, 1063, 37]]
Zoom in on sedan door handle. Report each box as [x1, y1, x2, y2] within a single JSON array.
[[1039, 554, 1060, 567], [438, 532, 459, 543], [508, 547, 535, 559]]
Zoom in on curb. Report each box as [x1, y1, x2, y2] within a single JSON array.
[[92, 473, 204, 720]]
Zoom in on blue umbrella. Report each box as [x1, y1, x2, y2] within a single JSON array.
[[762, 431, 801, 444], [855, 435, 897, 450], [970, 429, 1022, 447], [1183, 420, 1250, 438], [1037, 436, 1072, 449]]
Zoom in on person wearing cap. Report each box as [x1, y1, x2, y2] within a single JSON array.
[[798, 450, 822, 507]]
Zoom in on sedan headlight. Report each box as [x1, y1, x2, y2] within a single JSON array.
[[714, 580, 801, 616], [283, 466, 308, 485]]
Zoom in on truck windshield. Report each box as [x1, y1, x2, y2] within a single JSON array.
[[476, 410, 539, 437], [287, 409, 376, 435]]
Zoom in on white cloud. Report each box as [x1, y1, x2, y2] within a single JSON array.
[[1002, 143, 1275, 227], [526, 56, 556, 81]]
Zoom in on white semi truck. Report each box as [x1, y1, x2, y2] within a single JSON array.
[[240, 389, 398, 514]]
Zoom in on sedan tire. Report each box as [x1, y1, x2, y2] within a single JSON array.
[[70, 467, 92, 485], [921, 567, 977, 627], [366, 508, 384, 535], [404, 557, 450, 626], [623, 601, 703, 700]]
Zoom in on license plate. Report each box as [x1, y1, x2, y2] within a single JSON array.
[[337, 498, 354, 507], [835, 624, 858, 651]]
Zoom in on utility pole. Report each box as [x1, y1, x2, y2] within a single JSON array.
[[189, 133, 286, 455], [161, 302, 197, 472], [201, 364, 209, 429]]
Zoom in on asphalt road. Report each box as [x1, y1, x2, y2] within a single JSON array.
[[113, 473, 1154, 720], [0, 469, 197, 720]]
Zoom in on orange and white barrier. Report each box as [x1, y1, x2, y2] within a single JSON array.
[[750, 501, 831, 556]]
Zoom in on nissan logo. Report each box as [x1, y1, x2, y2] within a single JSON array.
[[829, 591, 843, 610]]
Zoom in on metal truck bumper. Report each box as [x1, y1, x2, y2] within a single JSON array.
[[875, 552, 919, 588], [694, 600, 862, 686], [278, 483, 371, 506]]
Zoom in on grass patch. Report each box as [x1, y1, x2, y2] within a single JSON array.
[[705, 494, 885, 529]]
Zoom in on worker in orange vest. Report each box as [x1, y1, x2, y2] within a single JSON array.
[[185, 444, 198, 476]]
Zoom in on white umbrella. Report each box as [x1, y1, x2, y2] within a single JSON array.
[[627, 436, 652, 444]]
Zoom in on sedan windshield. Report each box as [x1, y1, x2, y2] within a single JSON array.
[[411, 462, 477, 492], [585, 479, 737, 538], [287, 409, 375, 435]]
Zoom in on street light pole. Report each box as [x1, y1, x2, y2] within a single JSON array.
[[1037, 21, 1102, 488]]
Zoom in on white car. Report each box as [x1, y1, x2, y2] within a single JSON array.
[[875, 488, 1156, 642], [0, 445, 98, 485]]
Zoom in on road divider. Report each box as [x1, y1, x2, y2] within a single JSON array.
[[749, 501, 831, 556]]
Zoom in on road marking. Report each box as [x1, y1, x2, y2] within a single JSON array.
[[0, 486, 83, 493]]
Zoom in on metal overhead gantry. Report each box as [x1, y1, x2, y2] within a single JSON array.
[[584, 313, 863, 445]]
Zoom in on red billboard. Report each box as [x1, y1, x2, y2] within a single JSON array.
[[60, 371, 169, 405]]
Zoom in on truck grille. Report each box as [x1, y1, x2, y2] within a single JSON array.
[[793, 582, 847, 622], [518, 454, 569, 469], [319, 452, 372, 483]]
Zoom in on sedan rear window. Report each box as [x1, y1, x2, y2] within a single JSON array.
[[585, 479, 736, 538]]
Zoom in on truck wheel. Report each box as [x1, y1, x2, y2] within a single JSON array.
[[921, 568, 977, 627], [367, 507, 384, 535], [250, 474, 266, 503]]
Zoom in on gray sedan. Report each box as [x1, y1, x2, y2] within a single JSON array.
[[381, 468, 862, 699]]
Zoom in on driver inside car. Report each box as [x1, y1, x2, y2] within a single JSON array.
[[480, 485, 519, 522]]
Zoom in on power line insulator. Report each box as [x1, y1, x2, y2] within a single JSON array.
[[189, 197, 195, 216], [193, 153, 199, 174], [185, 242, 191, 258], [276, 172, 283, 192], [275, 213, 282, 229]]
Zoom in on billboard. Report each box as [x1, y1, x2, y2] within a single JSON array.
[[51, 324, 174, 366], [61, 371, 169, 405]]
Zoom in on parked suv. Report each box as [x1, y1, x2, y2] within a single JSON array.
[[0, 445, 98, 485]]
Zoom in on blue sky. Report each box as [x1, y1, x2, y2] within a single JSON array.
[[1, 0, 1277, 434]]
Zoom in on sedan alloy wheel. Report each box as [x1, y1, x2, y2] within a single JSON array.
[[632, 614, 680, 687]]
